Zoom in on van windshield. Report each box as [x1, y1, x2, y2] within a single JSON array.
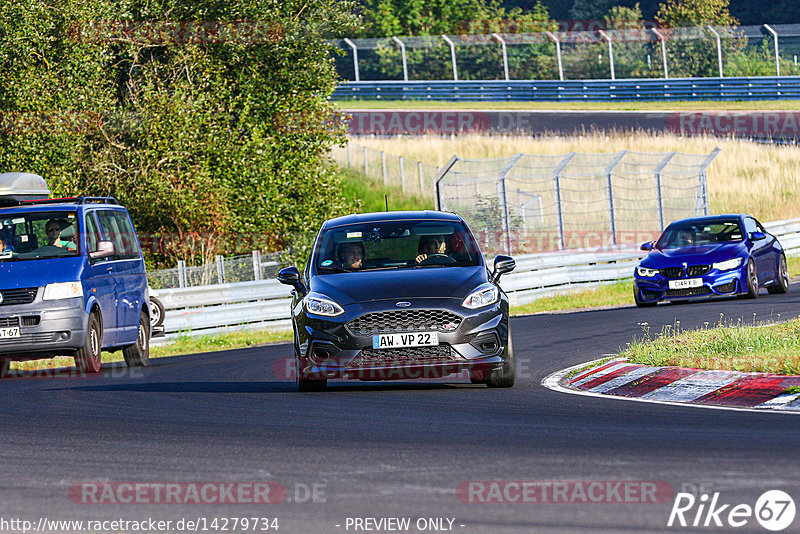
[[0, 211, 80, 261]]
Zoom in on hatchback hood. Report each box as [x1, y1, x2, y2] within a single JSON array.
[[0, 256, 84, 289], [644, 242, 745, 266], [309, 266, 488, 305]]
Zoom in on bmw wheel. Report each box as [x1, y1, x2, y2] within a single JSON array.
[[767, 254, 789, 294], [740, 259, 759, 299]]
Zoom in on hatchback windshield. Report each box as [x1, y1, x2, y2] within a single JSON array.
[[314, 221, 482, 272], [0, 211, 80, 261], [657, 220, 743, 249]]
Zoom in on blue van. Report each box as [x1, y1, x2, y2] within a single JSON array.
[[0, 173, 150, 377]]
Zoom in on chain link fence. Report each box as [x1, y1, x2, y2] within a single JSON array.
[[335, 24, 800, 82], [148, 251, 283, 289], [436, 149, 720, 256], [332, 142, 440, 198]]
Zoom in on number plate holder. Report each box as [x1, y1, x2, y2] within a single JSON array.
[[373, 332, 439, 349]]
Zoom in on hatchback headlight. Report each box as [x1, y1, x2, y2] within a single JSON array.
[[462, 284, 499, 309], [712, 257, 743, 271], [303, 294, 344, 317], [636, 266, 659, 277], [43, 281, 83, 300]]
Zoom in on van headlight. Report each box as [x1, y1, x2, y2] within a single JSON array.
[[43, 281, 84, 300], [712, 257, 743, 271], [303, 294, 344, 317], [636, 266, 659, 277], [462, 284, 499, 309]]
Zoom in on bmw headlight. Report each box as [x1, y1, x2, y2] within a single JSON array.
[[712, 257, 743, 271], [462, 284, 499, 309], [303, 294, 344, 317], [636, 266, 659, 277], [42, 281, 83, 300]]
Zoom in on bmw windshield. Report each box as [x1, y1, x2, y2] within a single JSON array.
[[313, 221, 483, 273], [0, 210, 80, 261], [656, 220, 743, 249]]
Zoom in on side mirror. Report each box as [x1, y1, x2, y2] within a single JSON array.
[[750, 232, 766, 241], [278, 266, 306, 295], [640, 241, 654, 251], [492, 255, 516, 282], [89, 240, 114, 260]]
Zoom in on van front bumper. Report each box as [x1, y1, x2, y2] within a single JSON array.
[[0, 297, 87, 360]]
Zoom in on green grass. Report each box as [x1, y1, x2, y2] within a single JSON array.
[[339, 166, 430, 212], [785, 386, 800, 395], [336, 100, 800, 111], [622, 316, 800, 375], [512, 280, 633, 316]]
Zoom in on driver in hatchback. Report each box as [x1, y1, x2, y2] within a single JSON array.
[[415, 234, 449, 264]]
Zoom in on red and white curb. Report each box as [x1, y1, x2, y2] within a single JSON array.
[[542, 358, 800, 414]]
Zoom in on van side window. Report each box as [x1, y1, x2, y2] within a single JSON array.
[[85, 212, 101, 252], [97, 210, 139, 260]]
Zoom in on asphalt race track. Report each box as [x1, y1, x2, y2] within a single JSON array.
[[2, 287, 800, 533]]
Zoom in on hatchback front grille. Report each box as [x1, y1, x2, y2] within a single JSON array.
[[0, 288, 38, 306], [666, 286, 711, 297], [348, 345, 455, 368], [347, 309, 462, 336]]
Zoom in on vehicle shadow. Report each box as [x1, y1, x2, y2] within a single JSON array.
[[45, 381, 297, 393]]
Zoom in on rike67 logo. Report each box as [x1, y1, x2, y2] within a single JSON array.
[[668, 490, 795, 531]]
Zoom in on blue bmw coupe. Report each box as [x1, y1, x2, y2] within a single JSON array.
[[633, 214, 789, 307]]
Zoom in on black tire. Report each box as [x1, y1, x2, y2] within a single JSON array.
[[634, 287, 657, 308], [767, 254, 789, 294], [123, 312, 150, 367], [75, 313, 102, 374], [486, 331, 515, 388], [295, 341, 326, 392], [0, 358, 10, 379], [149, 296, 166, 328], [740, 259, 759, 299]]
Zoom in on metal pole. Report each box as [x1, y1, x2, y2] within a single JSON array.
[[252, 250, 262, 281], [599, 30, 615, 80], [696, 147, 721, 216], [604, 150, 628, 245], [346, 143, 351, 167], [418, 161, 424, 195], [653, 151, 677, 232], [363, 146, 368, 175], [546, 31, 564, 81], [215, 255, 225, 284], [392, 36, 408, 81], [442, 35, 458, 81], [381, 151, 387, 186], [434, 156, 459, 211], [552, 153, 576, 250], [177, 260, 187, 288], [343, 38, 360, 82], [491, 33, 509, 81], [497, 154, 524, 254], [707, 26, 723, 78], [399, 156, 405, 192], [764, 24, 780, 76], [652, 28, 668, 79]]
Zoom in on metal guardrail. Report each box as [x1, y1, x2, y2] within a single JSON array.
[[155, 217, 800, 340], [331, 77, 800, 102]]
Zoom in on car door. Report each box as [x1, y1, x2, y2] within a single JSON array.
[[85, 210, 117, 347], [744, 216, 774, 284]]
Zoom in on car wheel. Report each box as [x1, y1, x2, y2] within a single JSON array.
[[0, 358, 10, 379], [486, 330, 515, 388], [634, 287, 656, 308], [740, 259, 759, 299], [295, 341, 326, 392], [767, 254, 789, 294], [149, 296, 166, 328], [123, 312, 150, 367], [75, 313, 102, 374]]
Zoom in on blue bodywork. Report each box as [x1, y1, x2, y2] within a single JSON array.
[[633, 214, 786, 305]]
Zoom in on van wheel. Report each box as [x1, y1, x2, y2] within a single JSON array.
[[0, 358, 10, 378], [75, 313, 102, 374], [149, 297, 165, 328], [123, 312, 150, 367]]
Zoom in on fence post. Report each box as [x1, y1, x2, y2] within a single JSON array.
[[599, 30, 615, 80], [491, 33, 509, 81], [342, 38, 360, 82], [399, 156, 405, 192], [764, 24, 780, 76], [363, 146, 369, 175], [252, 250, 262, 281], [697, 147, 721, 216], [604, 150, 628, 246], [346, 143, 351, 167], [442, 35, 458, 81], [653, 151, 677, 232], [497, 154, 524, 254], [707, 26, 723, 78], [381, 151, 387, 186], [546, 31, 564, 81], [177, 260, 187, 288], [418, 161, 424, 195], [434, 156, 460, 211], [552, 153, 576, 250], [652, 28, 668, 79], [215, 255, 225, 284], [392, 36, 408, 81]]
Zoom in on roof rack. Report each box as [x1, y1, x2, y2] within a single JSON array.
[[21, 196, 119, 206]]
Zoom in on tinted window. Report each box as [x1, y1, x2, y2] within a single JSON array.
[[85, 212, 101, 253], [657, 220, 743, 249], [97, 210, 140, 260], [0, 210, 80, 261]]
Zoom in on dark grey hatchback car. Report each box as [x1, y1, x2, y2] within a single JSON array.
[[278, 211, 516, 391]]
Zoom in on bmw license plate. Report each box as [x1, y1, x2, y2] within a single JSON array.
[[0, 327, 20, 339], [668, 278, 703, 289], [373, 332, 438, 349]]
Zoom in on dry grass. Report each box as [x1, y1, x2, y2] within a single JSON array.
[[353, 133, 800, 222]]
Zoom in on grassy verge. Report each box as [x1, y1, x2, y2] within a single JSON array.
[[339, 166, 429, 212], [336, 100, 800, 111], [511, 280, 633, 316], [622, 316, 800, 375]]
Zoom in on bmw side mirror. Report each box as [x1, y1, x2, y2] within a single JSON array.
[[89, 240, 114, 260], [492, 255, 516, 282], [640, 241, 654, 251], [278, 266, 306, 295], [750, 232, 766, 241]]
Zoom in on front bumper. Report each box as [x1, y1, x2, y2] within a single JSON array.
[[296, 298, 510, 381], [0, 294, 87, 359], [634, 266, 744, 304]]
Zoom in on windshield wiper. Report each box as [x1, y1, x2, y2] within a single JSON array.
[[318, 265, 354, 273]]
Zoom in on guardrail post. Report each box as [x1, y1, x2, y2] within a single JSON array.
[[399, 156, 406, 192], [652, 28, 668, 79], [442, 35, 458, 81], [546, 31, 564, 81], [381, 151, 387, 186], [177, 260, 187, 288], [252, 250, 262, 281], [653, 151, 677, 231], [599, 30, 615, 80], [215, 255, 225, 284], [552, 153, 576, 250], [604, 150, 628, 245], [707, 26, 723, 78], [491, 33, 509, 81], [392, 36, 408, 81], [343, 38, 360, 82], [764, 24, 780, 76]]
